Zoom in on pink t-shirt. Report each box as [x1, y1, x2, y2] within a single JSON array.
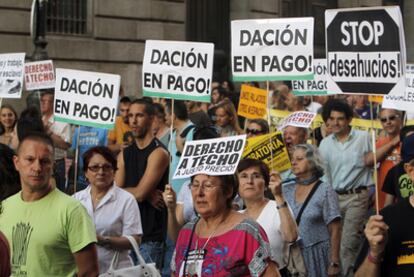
[[172, 218, 272, 277]]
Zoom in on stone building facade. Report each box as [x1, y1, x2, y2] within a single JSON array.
[[0, 0, 411, 109]]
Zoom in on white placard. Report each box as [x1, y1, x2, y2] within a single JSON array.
[[173, 135, 246, 179], [54, 68, 121, 129], [278, 111, 317, 130], [25, 60, 55, 90], [142, 40, 214, 102], [383, 64, 414, 111], [0, 53, 25, 98], [231, 17, 314, 82]]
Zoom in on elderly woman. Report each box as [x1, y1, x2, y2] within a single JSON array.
[[283, 144, 341, 277], [215, 99, 244, 137], [0, 105, 17, 145], [73, 146, 143, 273], [237, 159, 298, 276], [172, 173, 280, 276]]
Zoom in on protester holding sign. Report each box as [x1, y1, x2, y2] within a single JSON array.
[[356, 187, 414, 276], [237, 158, 298, 276], [283, 144, 341, 277], [319, 99, 373, 276], [0, 105, 18, 145], [171, 173, 280, 276]]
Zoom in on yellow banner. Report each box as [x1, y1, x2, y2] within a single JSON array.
[[243, 132, 291, 172], [268, 109, 382, 131], [368, 95, 383, 103], [238, 84, 268, 119]]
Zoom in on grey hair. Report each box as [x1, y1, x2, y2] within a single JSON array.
[[292, 143, 325, 177]]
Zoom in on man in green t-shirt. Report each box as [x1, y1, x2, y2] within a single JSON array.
[[0, 132, 99, 277]]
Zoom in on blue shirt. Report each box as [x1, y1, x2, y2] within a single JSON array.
[[319, 128, 372, 191]]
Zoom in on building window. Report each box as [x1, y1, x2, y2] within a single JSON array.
[[46, 0, 89, 35]]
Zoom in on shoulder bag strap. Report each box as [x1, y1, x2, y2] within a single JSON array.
[[295, 180, 322, 226]]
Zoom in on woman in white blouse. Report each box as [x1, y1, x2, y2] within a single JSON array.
[[73, 146, 143, 273], [237, 158, 298, 276]]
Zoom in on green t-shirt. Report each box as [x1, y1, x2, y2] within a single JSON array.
[[0, 188, 97, 277]]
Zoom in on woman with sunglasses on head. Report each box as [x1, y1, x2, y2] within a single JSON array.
[[246, 118, 269, 138], [73, 146, 143, 274], [171, 173, 280, 277]]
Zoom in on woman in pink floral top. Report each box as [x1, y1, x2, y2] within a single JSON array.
[[171, 173, 279, 277]]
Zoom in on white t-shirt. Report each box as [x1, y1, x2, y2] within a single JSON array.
[[73, 184, 143, 273], [242, 200, 289, 268], [45, 115, 72, 160]]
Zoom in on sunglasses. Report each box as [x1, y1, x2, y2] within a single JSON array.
[[246, 128, 263, 135], [380, 115, 399, 123]]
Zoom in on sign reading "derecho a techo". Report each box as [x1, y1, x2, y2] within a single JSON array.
[[231, 17, 314, 82], [173, 135, 246, 179], [142, 40, 214, 103]]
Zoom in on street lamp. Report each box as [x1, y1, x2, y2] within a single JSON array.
[[27, 0, 49, 109]]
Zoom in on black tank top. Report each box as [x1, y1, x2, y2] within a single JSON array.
[[123, 138, 168, 242]]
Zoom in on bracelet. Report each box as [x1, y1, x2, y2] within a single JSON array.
[[276, 201, 288, 209], [367, 251, 383, 264]]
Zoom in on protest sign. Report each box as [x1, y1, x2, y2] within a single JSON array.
[[231, 17, 314, 82], [368, 95, 383, 103], [173, 135, 246, 179], [269, 109, 382, 132], [0, 53, 25, 98], [24, 60, 55, 90], [238, 84, 267, 119], [142, 40, 214, 102], [54, 68, 121, 129], [278, 111, 316, 130], [243, 132, 291, 172], [325, 6, 405, 95], [292, 59, 335, 95], [383, 64, 414, 111]]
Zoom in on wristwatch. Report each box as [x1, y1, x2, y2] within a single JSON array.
[[329, 262, 340, 268], [98, 236, 111, 247]]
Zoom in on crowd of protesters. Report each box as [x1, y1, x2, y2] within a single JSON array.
[[0, 79, 413, 277]]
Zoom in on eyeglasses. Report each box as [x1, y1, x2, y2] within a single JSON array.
[[380, 115, 399, 123], [246, 128, 263, 135], [87, 164, 114, 172], [188, 181, 219, 191]]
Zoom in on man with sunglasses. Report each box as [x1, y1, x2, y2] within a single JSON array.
[[375, 109, 403, 208]]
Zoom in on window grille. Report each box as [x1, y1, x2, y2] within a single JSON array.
[[46, 0, 88, 35]]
